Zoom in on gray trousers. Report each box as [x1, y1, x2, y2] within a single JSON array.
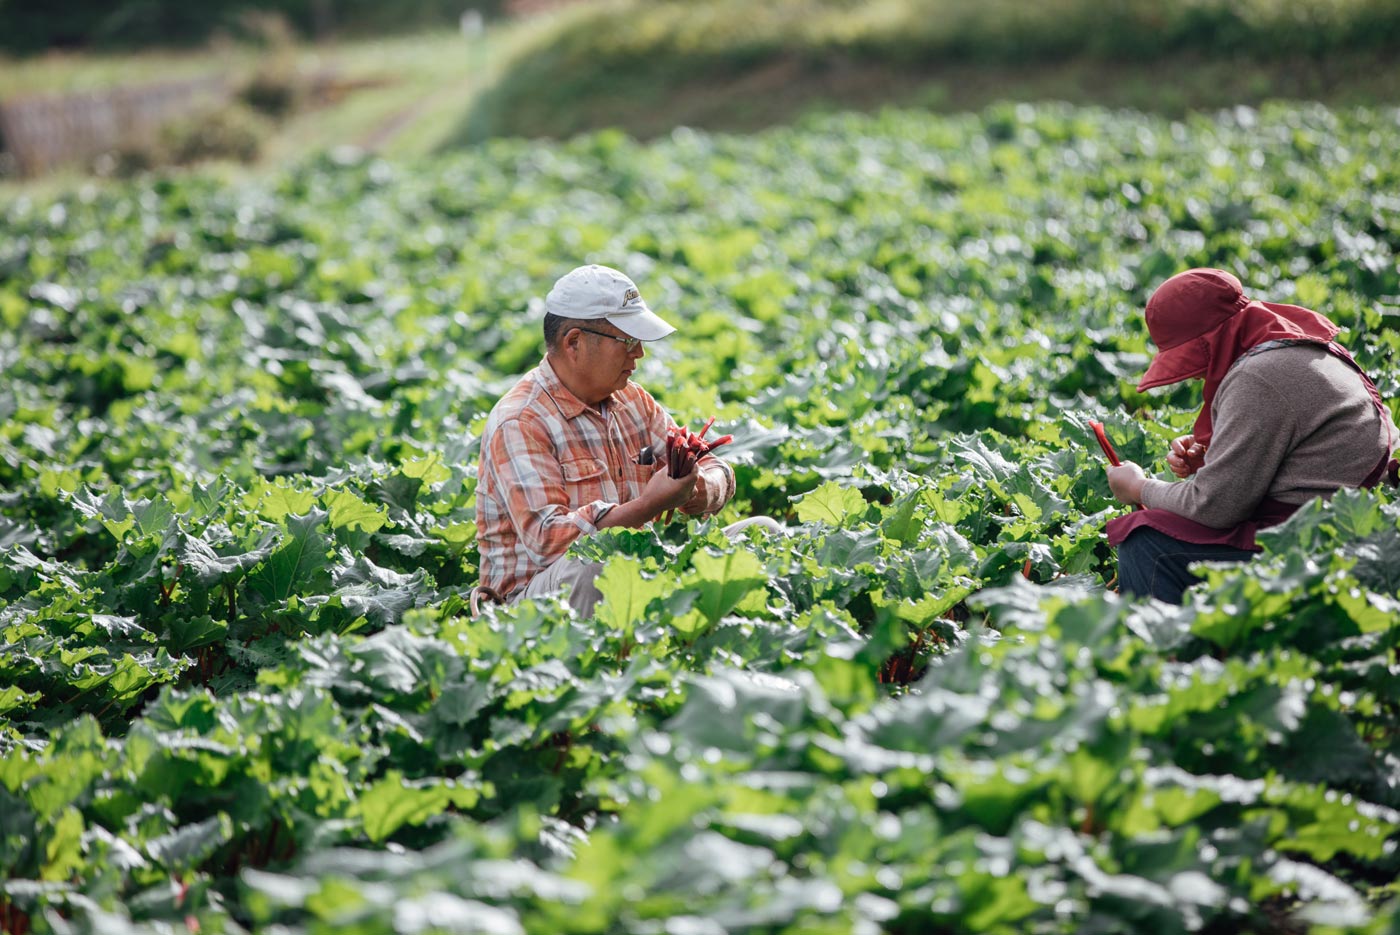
[[519, 516, 786, 617]]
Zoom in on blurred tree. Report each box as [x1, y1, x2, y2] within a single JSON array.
[[0, 0, 506, 54]]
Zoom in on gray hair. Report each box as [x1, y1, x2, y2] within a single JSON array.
[[544, 313, 590, 351]]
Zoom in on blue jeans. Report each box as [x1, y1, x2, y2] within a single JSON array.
[[1117, 527, 1256, 604]]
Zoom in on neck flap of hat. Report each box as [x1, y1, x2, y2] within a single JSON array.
[[1138, 268, 1340, 446]]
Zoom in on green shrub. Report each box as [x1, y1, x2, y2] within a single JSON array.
[[240, 70, 303, 118], [162, 100, 271, 164]]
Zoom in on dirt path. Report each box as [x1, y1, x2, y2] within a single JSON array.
[[357, 86, 452, 152]]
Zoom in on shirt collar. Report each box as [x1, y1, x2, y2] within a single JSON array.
[[537, 356, 596, 420]]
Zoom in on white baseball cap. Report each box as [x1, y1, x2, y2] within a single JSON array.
[[544, 264, 676, 341]]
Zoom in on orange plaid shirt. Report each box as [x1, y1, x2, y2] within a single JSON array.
[[476, 357, 736, 598]]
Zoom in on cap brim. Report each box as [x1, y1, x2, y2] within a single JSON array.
[[607, 306, 676, 341], [1137, 337, 1208, 391]]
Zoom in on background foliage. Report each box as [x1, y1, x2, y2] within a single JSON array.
[[457, 0, 1400, 140], [2, 101, 1400, 932], [0, 0, 504, 54]]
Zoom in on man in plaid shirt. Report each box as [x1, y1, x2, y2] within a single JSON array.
[[476, 264, 779, 616]]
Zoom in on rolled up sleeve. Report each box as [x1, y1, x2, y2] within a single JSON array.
[[635, 390, 737, 517], [683, 455, 736, 516]]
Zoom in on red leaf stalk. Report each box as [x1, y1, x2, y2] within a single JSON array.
[[665, 419, 734, 479], [1087, 420, 1121, 467]]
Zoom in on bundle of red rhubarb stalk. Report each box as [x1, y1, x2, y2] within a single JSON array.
[[666, 417, 732, 478]]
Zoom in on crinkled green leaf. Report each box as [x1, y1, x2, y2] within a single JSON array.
[[794, 481, 867, 527], [246, 509, 332, 605]]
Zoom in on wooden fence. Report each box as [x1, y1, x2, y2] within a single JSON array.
[[0, 74, 231, 177]]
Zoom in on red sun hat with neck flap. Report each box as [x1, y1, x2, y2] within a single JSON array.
[[1136, 267, 1341, 445]]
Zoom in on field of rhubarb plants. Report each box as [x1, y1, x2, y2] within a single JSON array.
[[3, 103, 1400, 933]]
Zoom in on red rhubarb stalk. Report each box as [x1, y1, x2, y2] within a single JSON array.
[[1087, 420, 1121, 467], [1089, 419, 1144, 512], [665, 420, 734, 479]]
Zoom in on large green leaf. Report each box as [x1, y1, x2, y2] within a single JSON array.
[[593, 556, 669, 632], [246, 509, 333, 605], [794, 482, 868, 527], [355, 771, 482, 843], [179, 530, 278, 587], [685, 549, 766, 626]]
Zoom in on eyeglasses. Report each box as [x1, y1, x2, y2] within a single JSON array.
[[575, 327, 642, 351]]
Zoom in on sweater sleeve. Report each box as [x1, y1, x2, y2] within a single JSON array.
[[1140, 369, 1298, 528]]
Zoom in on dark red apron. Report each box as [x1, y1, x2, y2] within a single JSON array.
[[1107, 341, 1397, 552]]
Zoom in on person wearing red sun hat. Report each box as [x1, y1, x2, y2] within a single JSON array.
[[1105, 268, 1397, 604]]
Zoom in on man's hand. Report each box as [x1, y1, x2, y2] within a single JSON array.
[[1106, 461, 1148, 506], [1166, 434, 1207, 478], [597, 462, 700, 531], [642, 461, 697, 516]]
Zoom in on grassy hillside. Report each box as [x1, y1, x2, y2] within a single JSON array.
[[0, 16, 575, 194], [12, 0, 1400, 186], [454, 0, 1400, 142]]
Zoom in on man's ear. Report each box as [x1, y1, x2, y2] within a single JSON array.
[[561, 327, 583, 356]]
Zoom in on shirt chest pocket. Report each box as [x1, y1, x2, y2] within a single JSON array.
[[560, 457, 611, 504], [621, 450, 654, 499]]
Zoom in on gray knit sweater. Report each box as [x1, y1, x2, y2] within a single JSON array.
[[1140, 344, 1396, 528]]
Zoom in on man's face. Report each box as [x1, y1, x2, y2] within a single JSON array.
[[572, 321, 645, 403]]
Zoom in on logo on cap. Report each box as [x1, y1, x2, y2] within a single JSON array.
[[622, 288, 640, 306]]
